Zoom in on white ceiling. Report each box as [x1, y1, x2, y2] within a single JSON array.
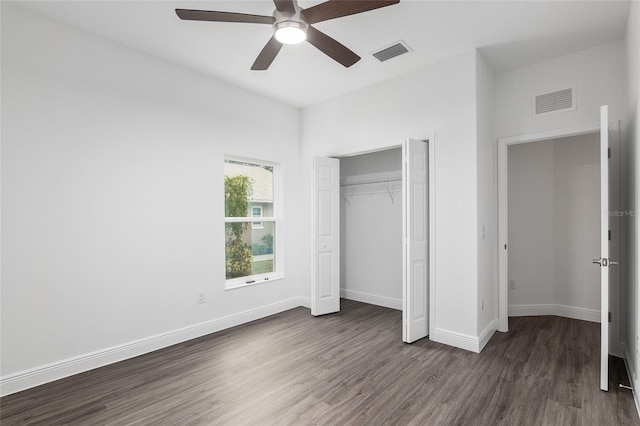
[[13, 0, 630, 108]]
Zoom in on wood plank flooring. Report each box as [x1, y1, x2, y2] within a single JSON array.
[[1, 299, 638, 425]]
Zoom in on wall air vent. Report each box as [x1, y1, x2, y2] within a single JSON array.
[[371, 40, 412, 62], [533, 86, 576, 116]]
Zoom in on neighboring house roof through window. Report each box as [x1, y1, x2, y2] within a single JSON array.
[[224, 162, 273, 203]]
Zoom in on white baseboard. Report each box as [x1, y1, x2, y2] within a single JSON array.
[[508, 303, 600, 323], [340, 289, 402, 310], [430, 319, 497, 354], [0, 297, 308, 397], [298, 296, 311, 309], [623, 343, 640, 419], [478, 319, 498, 352], [430, 327, 482, 353]]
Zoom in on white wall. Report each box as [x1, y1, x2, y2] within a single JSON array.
[[623, 0, 640, 394], [508, 140, 556, 307], [497, 40, 626, 138], [508, 134, 601, 322], [1, 4, 305, 395], [340, 149, 402, 176], [476, 52, 497, 339], [339, 149, 402, 309], [302, 52, 482, 350]]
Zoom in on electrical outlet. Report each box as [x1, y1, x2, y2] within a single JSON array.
[[197, 292, 206, 304], [509, 280, 516, 291]]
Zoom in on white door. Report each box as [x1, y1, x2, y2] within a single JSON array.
[[312, 157, 340, 316], [595, 105, 619, 391], [403, 139, 429, 343]]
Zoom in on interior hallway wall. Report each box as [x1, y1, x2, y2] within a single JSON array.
[[507, 140, 556, 308], [553, 134, 601, 314]]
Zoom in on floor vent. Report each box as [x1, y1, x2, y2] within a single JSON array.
[[372, 41, 411, 62], [534, 87, 576, 116]]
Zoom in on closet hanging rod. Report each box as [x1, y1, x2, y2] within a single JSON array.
[[340, 178, 402, 187]]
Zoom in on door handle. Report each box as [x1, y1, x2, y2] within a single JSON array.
[[592, 258, 619, 266]]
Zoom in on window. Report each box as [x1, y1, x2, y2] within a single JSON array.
[[224, 157, 280, 288], [251, 206, 263, 229]]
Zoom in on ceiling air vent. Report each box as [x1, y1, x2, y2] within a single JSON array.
[[372, 41, 412, 62], [533, 86, 576, 116]]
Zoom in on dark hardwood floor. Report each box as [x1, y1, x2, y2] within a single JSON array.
[[1, 299, 638, 425]]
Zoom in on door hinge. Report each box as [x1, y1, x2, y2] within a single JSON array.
[[608, 230, 611, 241], [608, 148, 611, 159], [609, 312, 612, 323], [504, 244, 507, 250]]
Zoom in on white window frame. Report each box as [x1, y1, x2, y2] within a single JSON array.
[[224, 156, 283, 289]]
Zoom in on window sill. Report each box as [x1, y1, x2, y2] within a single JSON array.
[[224, 274, 285, 291]]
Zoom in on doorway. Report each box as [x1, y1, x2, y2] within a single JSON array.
[[507, 132, 601, 324], [498, 109, 621, 391], [311, 137, 435, 344]]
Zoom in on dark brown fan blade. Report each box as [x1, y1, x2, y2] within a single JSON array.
[[306, 26, 360, 67], [251, 37, 283, 70], [273, 0, 296, 14], [175, 9, 274, 24], [302, 0, 399, 24]]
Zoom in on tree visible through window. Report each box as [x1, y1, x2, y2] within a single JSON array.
[[224, 158, 277, 286]]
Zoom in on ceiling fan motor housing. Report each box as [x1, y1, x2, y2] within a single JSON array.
[[273, 7, 308, 44]]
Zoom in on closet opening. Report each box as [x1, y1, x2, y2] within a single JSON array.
[[339, 148, 403, 323], [311, 137, 433, 344]]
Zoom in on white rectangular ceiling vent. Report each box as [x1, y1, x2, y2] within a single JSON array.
[[372, 41, 412, 62], [533, 86, 576, 116]]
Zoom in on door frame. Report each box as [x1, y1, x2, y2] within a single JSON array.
[[497, 124, 599, 332], [313, 133, 437, 338]]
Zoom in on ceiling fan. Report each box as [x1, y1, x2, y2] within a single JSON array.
[[176, 0, 400, 70]]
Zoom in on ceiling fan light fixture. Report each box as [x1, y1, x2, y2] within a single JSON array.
[[274, 21, 307, 44]]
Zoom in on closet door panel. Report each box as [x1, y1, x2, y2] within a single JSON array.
[[312, 157, 340, 316], [403, 139, 429, 343]]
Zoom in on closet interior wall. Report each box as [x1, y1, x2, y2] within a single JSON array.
[[339, 148, 403, 310]]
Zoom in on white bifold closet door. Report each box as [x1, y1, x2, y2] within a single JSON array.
[[312, 156, 340, 316], [402, 138, 429, 343]]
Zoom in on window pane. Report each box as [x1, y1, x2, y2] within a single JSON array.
[[251, 205, 263, 229], [225, 221, 275, 279], [224, 160, 273, 218]]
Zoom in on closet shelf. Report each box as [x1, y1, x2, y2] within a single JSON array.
[[340, 178, 401, 203], [339, 177, 402, 187]]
